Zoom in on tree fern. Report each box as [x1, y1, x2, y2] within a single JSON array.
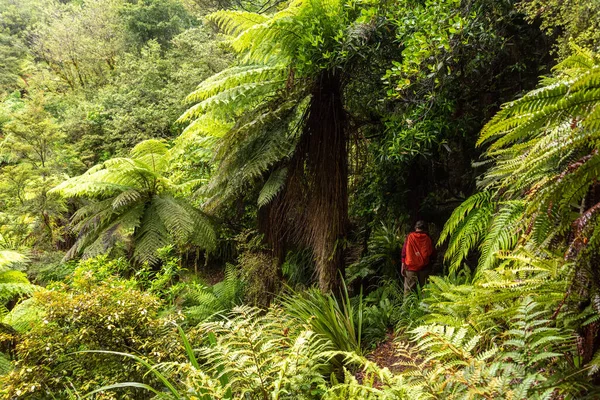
[[441, 47, 600, 282], [200, 96, 306, 210], [0, 250, 26, 268], [52, 140, 216, 265], [0, 250, 36, 316], [178, 0, 388, 291]]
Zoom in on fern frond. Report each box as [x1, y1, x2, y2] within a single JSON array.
[[184, 65, 287, 105], [206, 10, 269, 36], [257, 167, 288, 208], [0, 250, 27, 272], [477, 201, 525, 272], [54, 139, 216, 264], [178, 80, 286, 122], [438, 191, 493, 245], [441, 192, 495, 273], [204, 97, 307, 209]]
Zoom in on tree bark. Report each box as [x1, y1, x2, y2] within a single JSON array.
[[261, 70, 349, 293], [303, 70, 348, 292]]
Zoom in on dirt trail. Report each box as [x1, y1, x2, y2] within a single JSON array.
[[365, 332, 410, 374]]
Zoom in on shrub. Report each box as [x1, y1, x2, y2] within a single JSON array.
[[86, 306, 335, 399], [0, 266, 184, 399], [238, 250, 280, 307]]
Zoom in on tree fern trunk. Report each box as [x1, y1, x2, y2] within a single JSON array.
[[261, 70, 348, 293], [307, 71, 348, 292], [295, 70, 348, 292]]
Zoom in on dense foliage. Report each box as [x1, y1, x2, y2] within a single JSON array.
[[1, 0, 600, 398], [1, 257, 184, 398]]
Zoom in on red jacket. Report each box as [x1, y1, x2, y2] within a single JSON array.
[[401, 232, 433, 271]]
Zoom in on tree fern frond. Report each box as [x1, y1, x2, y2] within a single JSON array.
[[0, 250, 27, 273], [130, 139, 169, 159], [130, 139, 170, 174], [204, 97, 306, 209], [440, 192, 495, 273], [184, 65, 287, 105], [178, 114, 233, 142], [154, 196, 197, 242], [178, 80, 286, 122], [477, 201, 526, 272], [111, 189, 143, 211], [0, 353, 12, 375], [206, 10, 269, 36], [258, 167, 288, 208], [438, 191, 493, 245], [81, 203, 145, 260], [133, 202, 170, 265]]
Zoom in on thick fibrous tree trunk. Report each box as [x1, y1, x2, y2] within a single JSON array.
[[261, 70, 348, 293], [301, 71, 348, 292]]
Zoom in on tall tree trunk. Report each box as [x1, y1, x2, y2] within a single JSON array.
[[303, 70, 348, 292], [261, 70, 348, 293]]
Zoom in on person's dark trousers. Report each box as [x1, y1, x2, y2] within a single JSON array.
[[403, 267, 429, 297]]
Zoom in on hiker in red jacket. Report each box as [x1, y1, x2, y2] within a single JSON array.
[[401, 220, 434, 296]]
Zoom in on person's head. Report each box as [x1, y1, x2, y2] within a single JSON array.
[[415, 220, 427, 232]]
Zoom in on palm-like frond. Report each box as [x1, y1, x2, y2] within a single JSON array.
[[0, 251, 37, 310], [478, 48, 600, 150], [477, 201, 526, 272], [0, 250, 27, 272], [182, 65, 288, 107], [52, 140, 215, 265], [202, 97, 307, 209], [0, 271, 35, 304], [258, 167, 288, 208], [438, 191, 494, 273], [441, 48, 600, 276]]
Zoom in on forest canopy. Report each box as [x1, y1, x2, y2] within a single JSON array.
[[1, 0, 600, 398]]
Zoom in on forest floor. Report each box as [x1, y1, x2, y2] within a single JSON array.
[[366, 332, 409, 373], [355, 331, 411, 385]]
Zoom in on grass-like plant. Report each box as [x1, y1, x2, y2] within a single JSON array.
[[281, 281, 364, 354]]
